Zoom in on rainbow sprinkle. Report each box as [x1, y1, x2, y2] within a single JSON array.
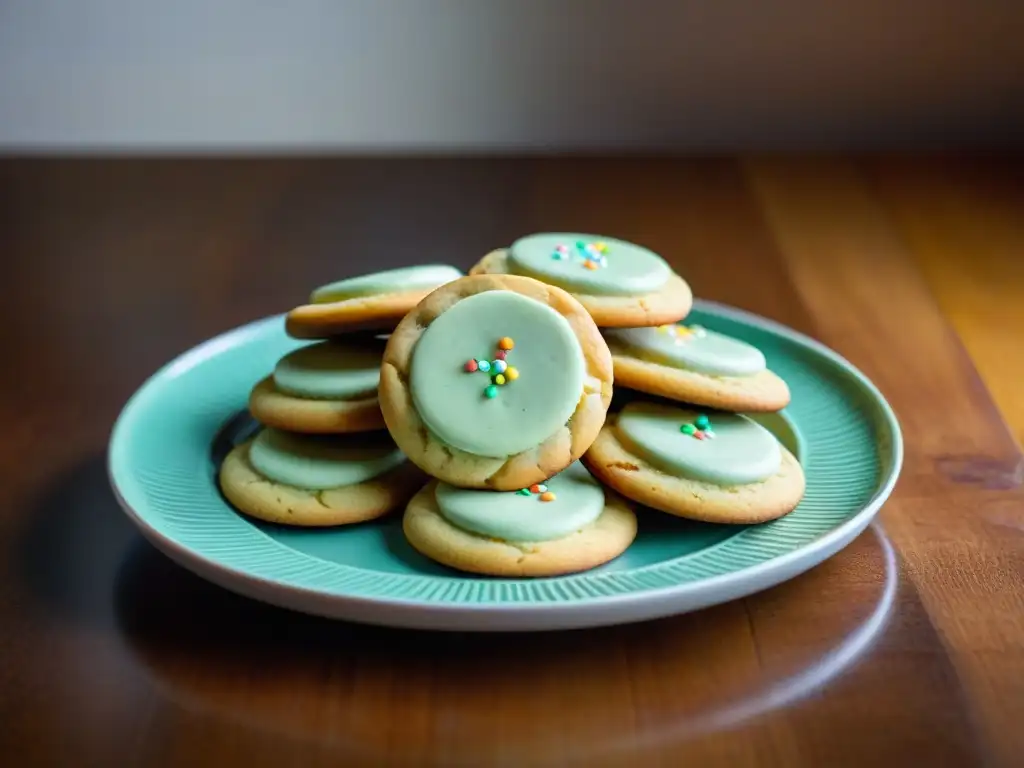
[[464, 338, 518, 399], [551, 240, 609, 270], [517, 483, 556, 502], [657, 324, 707, 345], [680, 413, 715, 441]]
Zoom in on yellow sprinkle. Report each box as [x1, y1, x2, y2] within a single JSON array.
[[657, 325, 670, 334], [505, 366, 519, 381], [494, 374, 506, 385], [594, 242, 607, 252]]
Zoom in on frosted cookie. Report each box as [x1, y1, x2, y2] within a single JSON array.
[[286, 264, 463, 338], [583, 401, 804, 523], [249, 338, 387, 433], [219, 428, 426, 526], [605, 323, 790, 412], [469, 233, 692, 328], [403, 462, 637, 577], [379, 274, 613, 490]]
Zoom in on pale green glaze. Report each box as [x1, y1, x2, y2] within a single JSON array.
[[617, 401, 781, 485], [434, 462, 604, 542], [109, 301, 901, 616], [273, 340, 384, 399], [507, 233, 671, 296], [311, 265, 463, 303], [248, 428, 405, 489], [409, 290, 585, 458], [606, 325, 766, 376]]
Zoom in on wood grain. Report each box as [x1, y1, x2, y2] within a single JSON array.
[[1, 157, 1021, 767]]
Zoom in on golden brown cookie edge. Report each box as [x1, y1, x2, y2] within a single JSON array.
[[219, 441, 427, 527], [248, 376, 386, 433], [379, 274, 613, 490], [401, 481, 638, 577], [582, 416, 805, 524], [470, 248, 692, 328], [608, 349, 791, 413]]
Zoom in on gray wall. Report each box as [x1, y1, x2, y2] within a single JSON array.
[[1, 0, 1021, 151]]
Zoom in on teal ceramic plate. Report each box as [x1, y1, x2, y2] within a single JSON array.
[[108, 300, 902, 632]]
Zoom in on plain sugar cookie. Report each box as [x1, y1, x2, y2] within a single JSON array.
[[583, 401, 805, 523], [219, 429, 426, 526], [286, 264, 463, 338], [248, 338, 388, 433], [402, 463, 637, 577], [469, 234, 691, 328], [605, 323, 790, 412], [379, 274, 613, 490]]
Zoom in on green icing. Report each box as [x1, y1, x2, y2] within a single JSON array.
[[607, 324, 766, 376], [507, 233, 671, 296], [248, 428, 405, 490], [434, 462, 605, 542], [409, 290, 585, 458], [311, 264, 463, 303], [273, 340, 384, 399], [616, 401, 781, 485]]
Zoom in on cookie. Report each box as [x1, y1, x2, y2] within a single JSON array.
[[219, 428, 426, 526], [286, 264, 463, 338], [604, 323, 790, 412], [469, 233, 692, 328], [403, 462, 637, 577], [379, 273, 613, 490], [583, 401, 805, 523], [248, 338, 387, 433]]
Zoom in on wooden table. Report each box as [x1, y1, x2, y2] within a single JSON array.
[[2, 157, 1022, 767]]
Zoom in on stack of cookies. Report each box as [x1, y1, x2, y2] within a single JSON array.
[[219, 265, 461, 526], [219, 233, 805, 578]]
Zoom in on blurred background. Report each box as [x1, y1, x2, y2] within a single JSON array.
[[2, 0, 1022, 152]]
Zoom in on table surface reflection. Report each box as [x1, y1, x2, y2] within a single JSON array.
[[2, 157, 1022, 767]]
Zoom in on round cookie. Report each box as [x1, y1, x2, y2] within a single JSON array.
[[249, 338, 387, 433], [286, 264, 463, 338], [469, 233, 692, 328], [403, 462, 637, 577], [583, 401, 805, 524], [379, 274, 613, 490], [219, 428, 426, 526], [604, 323, 790, 412]]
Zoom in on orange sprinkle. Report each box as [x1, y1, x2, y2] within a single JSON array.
[[529, 484, 542, 494], [498, 336, 515, 351], [540, 491, 556, 502], [583, 260, 599, 270]]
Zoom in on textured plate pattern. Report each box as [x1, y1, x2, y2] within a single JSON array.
[[109, 302, 900, 606]]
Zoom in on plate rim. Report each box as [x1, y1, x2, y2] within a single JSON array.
[[107, 299, 904, 629]]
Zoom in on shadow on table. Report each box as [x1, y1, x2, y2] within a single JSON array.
[[9, 451, 903, 764], [11, 450, 901, 765], [14, 453, 138, 628], [112, 521, 899, 764]]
